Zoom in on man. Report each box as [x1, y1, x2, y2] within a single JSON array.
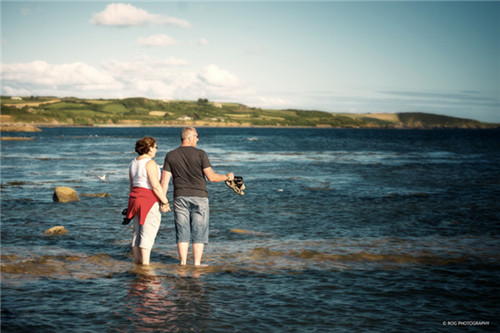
[[161, 127, 234, 266]]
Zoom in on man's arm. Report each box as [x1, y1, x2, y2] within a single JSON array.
[[161, 170, 172, 194], [203, 167, 234, 183]]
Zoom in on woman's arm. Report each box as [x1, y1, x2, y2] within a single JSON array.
[[129, 170, 133, 192], [146, 160, 170, 211]]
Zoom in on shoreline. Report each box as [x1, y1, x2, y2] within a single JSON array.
[[2, 122, 499, 132]]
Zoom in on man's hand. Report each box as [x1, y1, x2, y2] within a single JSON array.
[[227, 172, 235, 181]]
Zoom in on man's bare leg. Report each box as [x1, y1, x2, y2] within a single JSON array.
[[177, 242, 189, 265], [193, 243, 205, 266]]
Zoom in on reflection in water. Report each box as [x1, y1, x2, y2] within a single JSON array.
[[125, 266, 172, 330], [116, 266, 211, 332]]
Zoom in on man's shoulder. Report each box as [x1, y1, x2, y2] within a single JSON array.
[[167, 146, 182, 154], [194, 147, 207, 154], [167, 146, 206, 157], [182, 146, 206, 154]]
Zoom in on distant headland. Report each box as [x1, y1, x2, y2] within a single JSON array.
[[1, 96, 498, 131]]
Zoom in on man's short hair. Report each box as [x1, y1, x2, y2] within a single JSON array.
[[181, 127, 196, 141]]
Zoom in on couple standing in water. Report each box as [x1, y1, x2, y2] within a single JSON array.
[[126, 127, 234, 266]]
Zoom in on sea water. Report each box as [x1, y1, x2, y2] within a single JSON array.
[[1, 127, 499, 332]]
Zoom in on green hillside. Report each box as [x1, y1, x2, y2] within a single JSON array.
[[1, 96, 497, 129]]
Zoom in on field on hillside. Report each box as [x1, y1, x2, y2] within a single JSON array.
[[0, 96, 496, 129]]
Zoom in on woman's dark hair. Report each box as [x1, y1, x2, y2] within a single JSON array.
[[135, 136, 156, 155]]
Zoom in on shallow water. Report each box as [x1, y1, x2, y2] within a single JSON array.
[[1, 127, 499, 332]]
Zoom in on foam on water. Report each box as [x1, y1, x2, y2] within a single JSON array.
[[2, 235, 497, 282]]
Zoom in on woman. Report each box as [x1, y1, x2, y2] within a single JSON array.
[[126, 136, 170, 265]]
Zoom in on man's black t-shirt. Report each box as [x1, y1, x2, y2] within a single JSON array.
[[163, 146, 211, 198]]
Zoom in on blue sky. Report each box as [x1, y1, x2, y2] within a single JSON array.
[[1, 1, 499, 122]]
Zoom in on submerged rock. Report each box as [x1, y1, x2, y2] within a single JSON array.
[[53, 187, 79, 202], [1, 137, 34, 141], [81, 192, 110, 198], [44, 226, 68, 235], [230, 228, 271, 236]]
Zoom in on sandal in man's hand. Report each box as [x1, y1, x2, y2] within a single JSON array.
[[226, 176, 245, 195]]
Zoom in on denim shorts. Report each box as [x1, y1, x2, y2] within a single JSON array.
[[174, 196, 209, 244]]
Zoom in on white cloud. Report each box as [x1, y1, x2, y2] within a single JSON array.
[[198, 64, 241, 87], [100, 57, 197, 99], [21, 7, 31, 16], [155, 57, 189, 67], [3, 86, 31, 97], [137, 34, 177, 47], [162, 17, 192, 29], [102, 56, 189, 79], [1, 58, 254, 104], [190, 38, 209, 47], [245, 44, 261, 55], [256, 97, 291, 107], [131, 78, 175, 97], [90, 3, 191, 28], [1, 61, 120, 89], [198, 38, 209, 46]]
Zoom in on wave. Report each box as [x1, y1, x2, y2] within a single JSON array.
[[2, 236, 498, 280], [250, 247, 472, 266]]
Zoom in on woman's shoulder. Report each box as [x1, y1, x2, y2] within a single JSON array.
[[145, 159, 158, 170], [135, 156, 152, 162], [130, 157, 152, 168]]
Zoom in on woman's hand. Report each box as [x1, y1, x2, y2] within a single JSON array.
[[160, 202, 171, 213]]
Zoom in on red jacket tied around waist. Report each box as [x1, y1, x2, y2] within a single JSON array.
[[127, 187, 159, 225]]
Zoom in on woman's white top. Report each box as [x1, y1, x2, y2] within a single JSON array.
[[129, 158, 153, 190]]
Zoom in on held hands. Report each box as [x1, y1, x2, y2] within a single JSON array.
[[161, 201, 171, 213]]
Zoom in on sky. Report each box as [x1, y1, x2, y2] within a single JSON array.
[[1, 0, 499, 123]]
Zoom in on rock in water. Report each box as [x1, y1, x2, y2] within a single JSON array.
[[44, 226, 68, 235], [230, 228, 271, 236], [53, 187, 79, 202], [1, 137, 34, 141], [81, 193, 110, 198]]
